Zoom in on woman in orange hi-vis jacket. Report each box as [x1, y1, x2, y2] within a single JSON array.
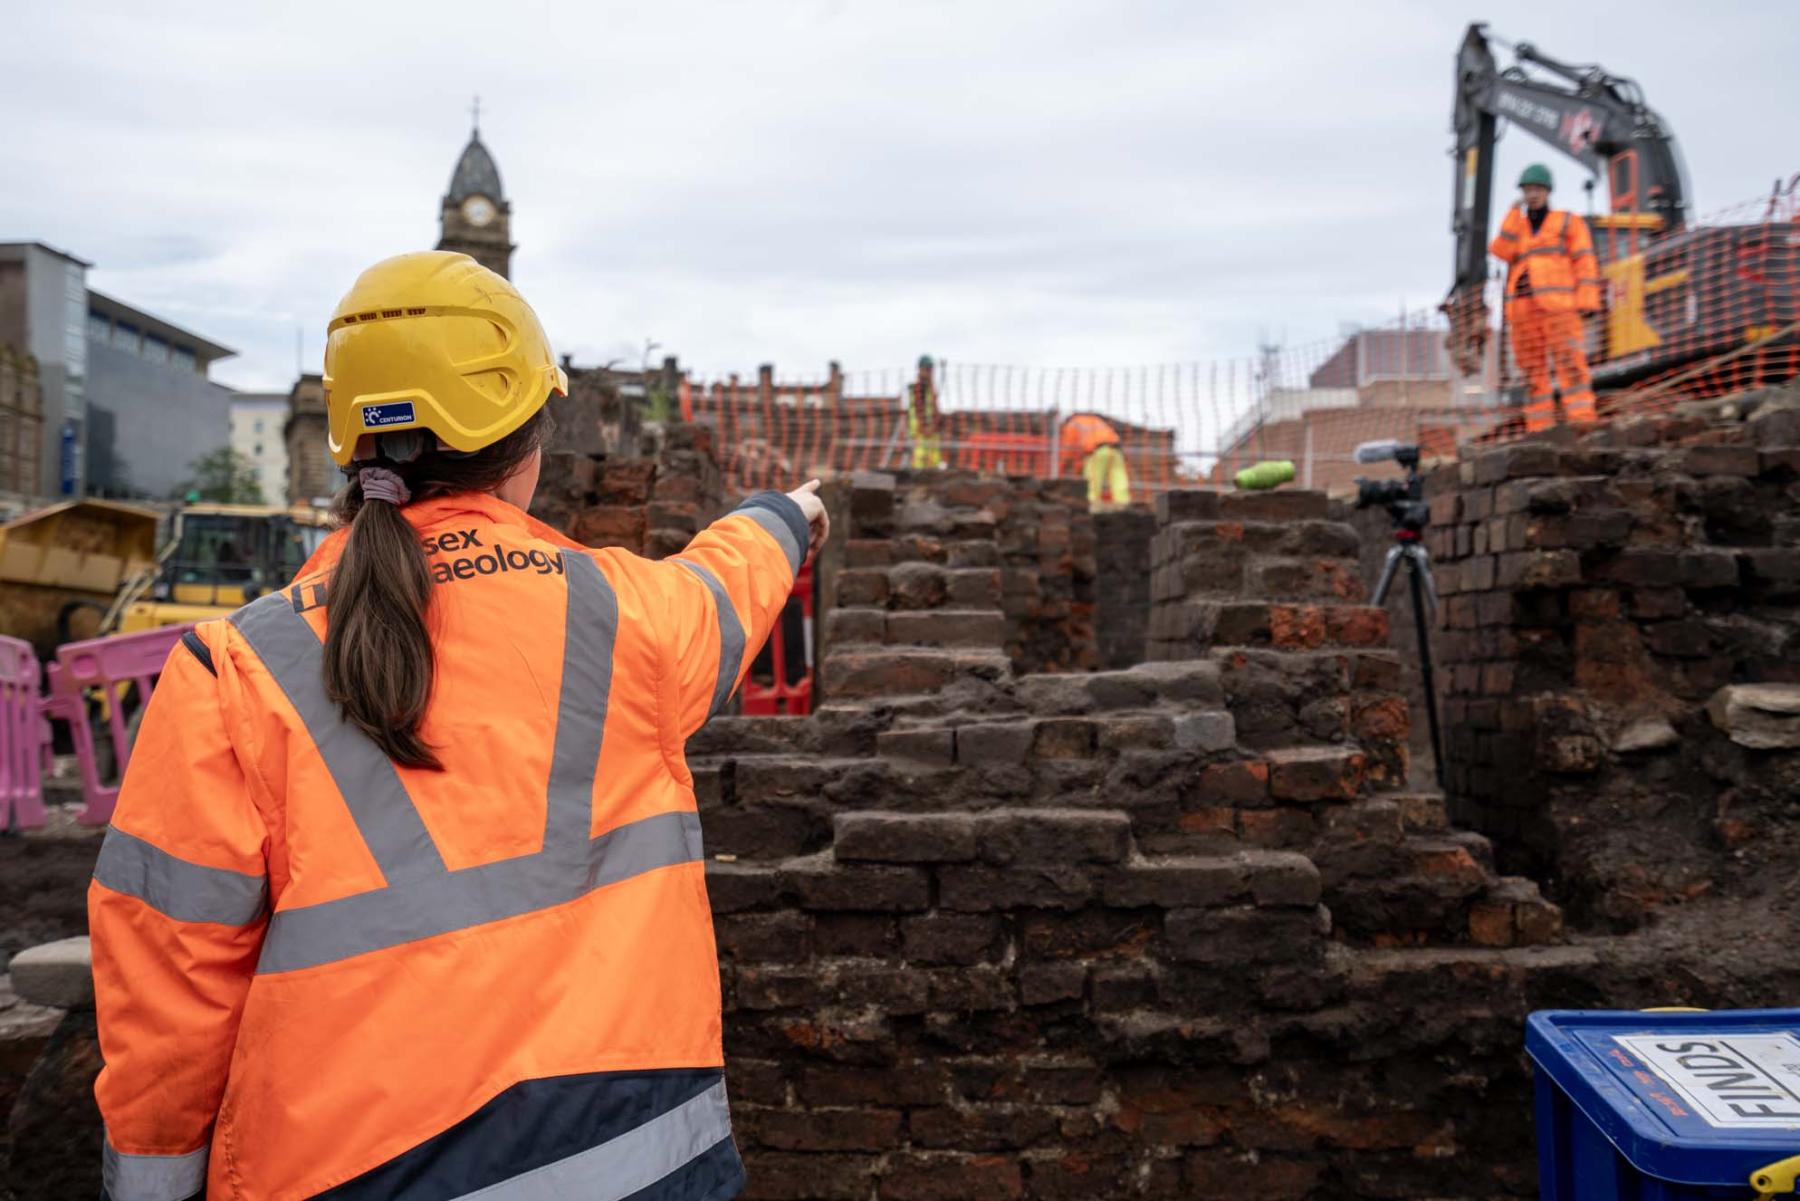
[[1490, 163, 1604, 432], [87, 251, 828, 1201]]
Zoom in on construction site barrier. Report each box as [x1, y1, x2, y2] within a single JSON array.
[[0, 634, 47, 832], [677, 177, 1798, 499], [43, 623, 190, 827], [741, 562, 813, 716]]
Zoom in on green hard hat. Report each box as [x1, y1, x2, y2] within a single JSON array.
[[917, 354, 934, 369], [1519, 163, 1554, 190]]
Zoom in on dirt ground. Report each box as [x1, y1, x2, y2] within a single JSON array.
[[0, 810, 102, 973]]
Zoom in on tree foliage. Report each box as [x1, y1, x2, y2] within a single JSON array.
[[180, 447, 265, 505]]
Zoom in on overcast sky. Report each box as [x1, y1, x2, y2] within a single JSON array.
[[5, 0, 1796, 393]]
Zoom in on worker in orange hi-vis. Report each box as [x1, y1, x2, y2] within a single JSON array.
[[86, 251, 828, 1201], [1490, 163, 1603, 432], [1059, 412, 1131, 508]]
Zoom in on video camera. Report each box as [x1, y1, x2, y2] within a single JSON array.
[[1352, 440, 1428, 534]]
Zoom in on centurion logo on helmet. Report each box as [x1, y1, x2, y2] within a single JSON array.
[[361, 402, 418, 429], [322, 250, 569, 466]]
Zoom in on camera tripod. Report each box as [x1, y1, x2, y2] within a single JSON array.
[[1371, 531, 1445, 789]]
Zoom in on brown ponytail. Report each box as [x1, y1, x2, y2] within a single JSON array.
[[323, 407, 553, 768]]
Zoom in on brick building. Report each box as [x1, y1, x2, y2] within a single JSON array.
[[282, 374, 333, 506], [1211, 328, 1497, 495]]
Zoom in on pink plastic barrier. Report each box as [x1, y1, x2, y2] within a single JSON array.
[[44, 623, 192, 827], [0, 634, 47, 831]]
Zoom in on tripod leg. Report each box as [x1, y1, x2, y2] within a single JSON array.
[[1411, 546, 1440, 611], [1372, 546, 1404, 606], [1408, 555, 1446, 790]]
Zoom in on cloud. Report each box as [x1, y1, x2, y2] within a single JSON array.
[[3, 0, 1795, 393]]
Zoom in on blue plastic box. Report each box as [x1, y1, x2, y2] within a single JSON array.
[[1529, 1009, 1800, 1199]]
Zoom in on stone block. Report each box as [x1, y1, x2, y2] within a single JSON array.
[[1244, 851, 1321, 907], [1218, 490, 1330, 522], [1473, 444, 1563, 485], [835, 569, 890, 607], [900, 913, 1002, 965], [1173, 711, 1236, 753], [976, 810, 1131, 865], [1018, 961, 1088, 1005], [1032, 718, 1096, 759], [1671, 444, 1760, 477], [1496, 550, 1581, 590], [845, 538, 893, 568], [956, 722, 1034, 765], [1100, 856, 1246, 908], [938, 865, 1095, 911], [1165, 905, 1328, 965], [834, 813, 977, 863], [876, 728, 956, 767], [1157, 490, 1223, 524], [8, 938, 93, 1010], [825, 608, 884, 645], [885, 610, 1005, 648], [789, 862, 932, 911], [1707, 683, 1800, 748]]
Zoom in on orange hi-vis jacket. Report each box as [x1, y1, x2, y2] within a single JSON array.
[[1490, 205, 1602, 317], [1058, 413, 1121, 472], [88, 489, 806, 1201]]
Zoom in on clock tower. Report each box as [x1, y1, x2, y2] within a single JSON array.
[[437, 106, 513, 278]]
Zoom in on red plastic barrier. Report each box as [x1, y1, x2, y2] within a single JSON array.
[[741, 562, 813, 716]]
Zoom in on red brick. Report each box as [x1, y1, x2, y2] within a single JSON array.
[[1192, 760, 1269, 805], [1267, 748, 1366, 802], [880, 1153, 1023, 1201], [1268, 604, 1327, 649], [739, 1151, 879, 1201], [1325, 606, 1389, 647], [746, 1105, 902, 1152]]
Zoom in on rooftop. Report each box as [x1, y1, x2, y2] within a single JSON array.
[[86, 289, 235, 366]]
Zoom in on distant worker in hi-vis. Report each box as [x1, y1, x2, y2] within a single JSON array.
[[87, 251, 828, 1201], [1059, 412, 1131, 509], [907, 353, 945, 469], [1490, 163, 1603, 432]]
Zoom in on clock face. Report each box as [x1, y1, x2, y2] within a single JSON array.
[[462, 195, 496, 227]]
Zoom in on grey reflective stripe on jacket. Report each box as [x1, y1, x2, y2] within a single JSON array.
[[103, 1138, 208, 1201], [93, 828, 267, 926], [674, 560, 745, 719], [233, 550, 705, 976]]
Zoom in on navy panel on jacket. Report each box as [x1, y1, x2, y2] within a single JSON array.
[[310, 1067, 737, 1201]]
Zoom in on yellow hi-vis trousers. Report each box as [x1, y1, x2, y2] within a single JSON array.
[[1083, 443, 1130, 507]]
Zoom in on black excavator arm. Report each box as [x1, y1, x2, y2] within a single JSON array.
[[1445, 24, 1690, 371]]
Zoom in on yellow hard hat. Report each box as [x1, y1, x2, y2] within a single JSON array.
[[323, 251, 568, 465]]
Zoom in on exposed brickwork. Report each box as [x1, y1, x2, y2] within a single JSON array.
[[680, 479, 1610, 1200], [530, 422, 725, 560], [11, 454, 1799, 1199], [1424, 398, 1800, 929]]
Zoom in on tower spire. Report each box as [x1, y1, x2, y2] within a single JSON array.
[[470, 94, 481, 135]]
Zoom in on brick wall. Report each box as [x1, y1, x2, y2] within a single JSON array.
[[529, 421, 725, 559], [684, 478, 1690, 1201], [1093, 508, 1156, 669], [1423, 393, 1800, 930]]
